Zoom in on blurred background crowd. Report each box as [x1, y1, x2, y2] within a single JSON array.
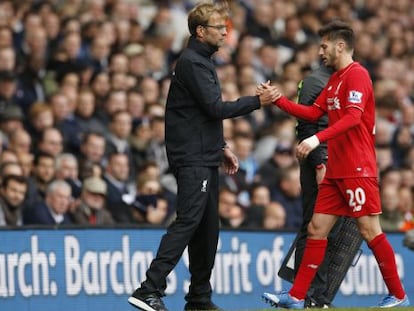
[[0, 0, 413, 232]]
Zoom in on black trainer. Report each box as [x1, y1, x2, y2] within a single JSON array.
[[128, 292, 168, 311], [305, 296, 333, 309], [184, 301, 222, 311]]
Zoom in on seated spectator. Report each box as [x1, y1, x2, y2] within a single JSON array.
[[24, 179, 73, 225], [271, 164, 302, 230], [244, 183, 271, 228], [105, 110, 133, 155], [258, 141, 297, 194], [25, 152, 56, 208], [55, 153, 82, 199], [0, 71, 19, 109], [380, 185, 404, 231], [218, 187, 245, 229], [17, 152, 34, 177], [132, 175, 168, 226], [0, 149, 18, 164], [0, 161, 23, 180], [103, 152, 133, 223], [78, 131, 106, 178], [37, 127, 64, 158], [130, 118, 152, 172], [7, 128, 32, 155], [74, 88, 106, 134], [136, 160, 176, 219], [0, 104, 25, 147], [70, 176, 114, 225], [263, 201, 286, 230], [398, 186, 414, 232], [26, 102, 54, 150], [0, 175, 28, 226], [146, 115, 170, 178]]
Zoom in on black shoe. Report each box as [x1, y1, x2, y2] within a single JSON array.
[[184, 301, 222, 311], [305, 297, 333, 309], [128, 292, 168, 311]]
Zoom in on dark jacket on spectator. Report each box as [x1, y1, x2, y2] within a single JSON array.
[[23, 201, 72, 225]]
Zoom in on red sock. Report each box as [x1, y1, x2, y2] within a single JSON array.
[[368, 233, 406, 299], [289, 238, 328, 300]]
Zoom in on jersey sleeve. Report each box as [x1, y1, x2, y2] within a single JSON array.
[[343, 67, 372, 112]]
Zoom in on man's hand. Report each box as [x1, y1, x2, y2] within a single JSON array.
[[256, 81, 282, 106], [296, 135, 320, 160], [223, 147, 239, 175]]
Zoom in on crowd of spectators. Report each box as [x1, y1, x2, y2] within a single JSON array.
[[0, 0, 413, 232]]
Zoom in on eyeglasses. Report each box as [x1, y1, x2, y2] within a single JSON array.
[[203, 24, 227, 31]]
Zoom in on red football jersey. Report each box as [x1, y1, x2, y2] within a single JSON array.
[[314, 62, 377, 178]]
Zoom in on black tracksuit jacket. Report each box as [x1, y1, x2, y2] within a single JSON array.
[[165, 37, 260, 170]]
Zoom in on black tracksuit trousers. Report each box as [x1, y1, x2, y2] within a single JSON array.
[[137, 166, 219, 304]]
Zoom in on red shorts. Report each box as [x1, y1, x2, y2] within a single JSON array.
[[315, 177, 381, 217]]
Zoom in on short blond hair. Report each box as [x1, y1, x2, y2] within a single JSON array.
[[187, 1, 229, 36]]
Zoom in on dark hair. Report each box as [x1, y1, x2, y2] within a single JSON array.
[[318, 20, 354, 50], [33, 151, 55, 165], [81, 131, 105, 144], [2, 174, 27, 188]]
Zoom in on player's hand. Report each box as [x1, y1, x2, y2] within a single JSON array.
[[222, 147, 239, 175], [257, 82, 282, 105], [296, 135, 320, 160]]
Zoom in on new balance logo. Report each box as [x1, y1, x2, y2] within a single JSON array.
[[201, 180, 208, 192]]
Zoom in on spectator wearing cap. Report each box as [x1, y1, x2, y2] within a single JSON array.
[[258, 141, 297, 194], [0, 104, 25, 148], [70, 176, 114, 225], [23, 179, 73, 225], [124, 43, 146, 80]]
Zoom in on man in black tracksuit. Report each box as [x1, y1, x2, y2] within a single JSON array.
[[128, 3, 277, 311]]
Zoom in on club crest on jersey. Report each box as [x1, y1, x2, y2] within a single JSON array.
[[201, 179, 208, 192], [348, 90, 363, 104]]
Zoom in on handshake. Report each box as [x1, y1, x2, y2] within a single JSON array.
[[256, 81, 282, 106]]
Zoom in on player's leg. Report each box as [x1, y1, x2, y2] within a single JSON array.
[[357, 215, 409, 307], [348, 177, 409, 307], [263, 179, 343, 308], [263, 212, 338, 309]]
